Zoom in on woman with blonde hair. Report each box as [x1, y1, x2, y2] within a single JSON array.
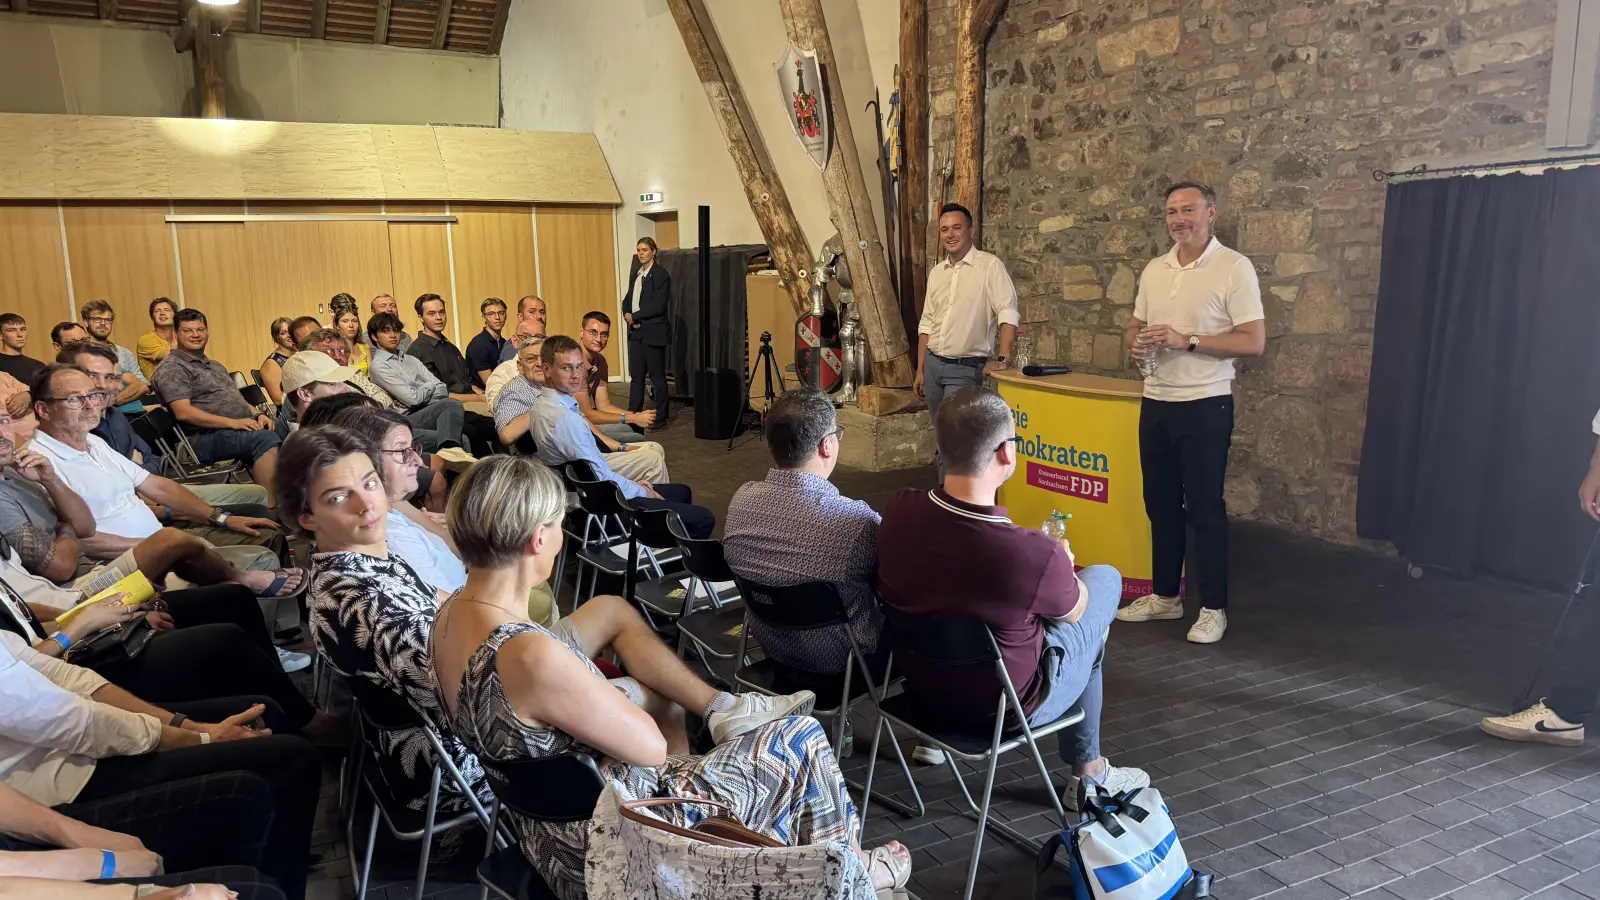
[[257, 317, 296, 405], [429, 455, 910, 900]]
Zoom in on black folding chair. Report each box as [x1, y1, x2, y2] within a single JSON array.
[[477, 754, 606, 900], [561, 465, 665, 607], [130, 404, 244, 484], [343, 677, 490, 900], [665, 516, 744, 679], [614, 492, 689, 631], [731, 577, 924, 820], [860, 607, 1087, 900], [250, 369, 265, 388]]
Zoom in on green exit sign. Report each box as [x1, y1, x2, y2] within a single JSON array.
[[640, 192, 664, 204]]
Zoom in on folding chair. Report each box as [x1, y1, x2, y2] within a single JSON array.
[[250, 369, 265, 388], [614, 492, 690, 630], [860, 607, 1086, 900], [130, 405, 244, 484], [665, 516, 744, 680], [477, 754, 606, 900], [730, 577, 924, 820], [548, 461, 612, 599], [343, 676, 492, 900], [561, 465, 662, 607]]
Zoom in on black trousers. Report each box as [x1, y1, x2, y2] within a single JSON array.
[[627, 339, 669, 419], [1139, 395, 1234, 610], [1546, 575, 1600, 724], [462, 410, 506, 457], [63, 696, 321, 900], [633, 483, 714, 539], [97, 865, 285, 900], [92, 584, 318, 734]]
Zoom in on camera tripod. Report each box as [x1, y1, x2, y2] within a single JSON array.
[[728, 330, 787, 451]]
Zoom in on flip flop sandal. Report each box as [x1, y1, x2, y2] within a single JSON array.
[[870, 843, 912, 899], [258, 567, 308, 599]]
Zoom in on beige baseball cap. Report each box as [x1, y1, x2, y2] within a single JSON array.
[[281, 350, 356, 394]]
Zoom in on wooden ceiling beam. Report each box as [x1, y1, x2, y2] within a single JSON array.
[[430, 0, 452, 48], [247, 0, 261, 32], [310, 0, 327, 38], [487, 0, 510, 54], [11, 0, 27, 14], [373, 0, 390, 42], [98, 0, 118, 20]]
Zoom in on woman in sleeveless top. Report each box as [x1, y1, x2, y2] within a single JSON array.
[[429, 456, 912, 900], [258, 317, 297, 406]]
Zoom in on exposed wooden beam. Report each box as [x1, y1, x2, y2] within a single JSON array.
[[487, 0, 511, 54], [310, 0, 327, 39], [899, 0, 928, 328], [373, 0, 391, 43], [663, 0, 813, 318], [954, 0, 1009, 227], [778, 0, 915, 388], [98, 0, 118, 21], [12, 0, 27, 15], [431, 0, 453, 49], [246, 0, 260, 32]]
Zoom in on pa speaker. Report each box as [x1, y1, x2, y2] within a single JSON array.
[[694, 368, 743, 440]]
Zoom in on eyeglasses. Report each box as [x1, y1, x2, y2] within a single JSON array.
[[41, 393, 99, 410], [831, 426, 847, 440], [378, 440, 423, 461], [86, 316, 114, 325], [995, 435, 1022, 452]]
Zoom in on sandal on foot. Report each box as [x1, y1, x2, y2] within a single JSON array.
[[869, 842, 911, 897], [258, 567, 308, 599]]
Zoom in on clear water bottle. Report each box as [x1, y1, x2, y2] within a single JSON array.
[[1041, 510, 1071, 542], [1135, 338, 1158, 379], [1013, 331, 1033, 371]]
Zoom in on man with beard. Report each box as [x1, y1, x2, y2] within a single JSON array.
[[74, 301, 147, 419]]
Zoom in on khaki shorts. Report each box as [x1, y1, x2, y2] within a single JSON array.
[[72, 548, 142, 597]]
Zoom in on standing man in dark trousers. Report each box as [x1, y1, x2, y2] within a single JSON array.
[[914, 203, 1020, 480], [1116, 182, 1265, 645], [623, 237, 672, 430]]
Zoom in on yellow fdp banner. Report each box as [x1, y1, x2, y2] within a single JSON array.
[[992, 371, 1154, 599]]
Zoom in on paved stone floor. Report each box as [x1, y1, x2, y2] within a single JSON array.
[[306, 413, 1600, 900]]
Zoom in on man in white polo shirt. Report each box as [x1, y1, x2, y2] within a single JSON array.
[[916, 202, 1021, 479], [1116, 182, 1266, 645]]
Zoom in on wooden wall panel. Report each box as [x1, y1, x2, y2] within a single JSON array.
[[61, 203, 180, 351], [245, 221, 395, 329], [0, 205, 71, 350], [174, 223, 260, 376], [386, 203, 452, 343], [451, 204, 537, 348], [535, 205, 619, 372], [436, 130, 621, 204]]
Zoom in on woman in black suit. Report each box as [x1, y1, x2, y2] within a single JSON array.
[[622, 237, 672, 428]]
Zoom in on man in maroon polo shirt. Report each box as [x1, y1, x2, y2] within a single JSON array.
[[877, 386, 1148, 802]]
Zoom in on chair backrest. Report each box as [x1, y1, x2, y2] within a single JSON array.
[[137, 405, 182, 444], [670, 528, 737, 583], [481, 754, 606, 824], [618, 494, 680, 550], [733, 576, 850, 631], [880, 605, 1001, 667], [564, 466, 626, 518], [345, 674, 426, 731], [240, 383, 270, 408], [231, 371, 248, 390], [251, 369, 265, 388], [564, 459, 598, 482]]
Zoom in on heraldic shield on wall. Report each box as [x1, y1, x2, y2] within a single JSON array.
[[776, 42, 831, 171]]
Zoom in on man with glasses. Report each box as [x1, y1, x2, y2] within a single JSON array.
[[76, 302, 147, 419], [577, 311, 653, 441], [876, 386, 1147, 806], [465, 297, 508, 389], [485, 320, 545, 408]]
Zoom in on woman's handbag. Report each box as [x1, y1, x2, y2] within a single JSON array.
[[586, 787, 875, 900], [1034, 786, 1211, 900], [63, 599, 165, 670]]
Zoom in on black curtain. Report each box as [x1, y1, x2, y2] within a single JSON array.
[[1357, 166, 1600, 588], [652, 245, 769, 403]]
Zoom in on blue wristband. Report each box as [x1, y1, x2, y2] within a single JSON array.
[[51, 631, 72, 650], [100, 849, 115, 879]]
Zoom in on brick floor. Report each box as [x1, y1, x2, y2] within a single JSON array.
[[308, 416, 1600, 900]]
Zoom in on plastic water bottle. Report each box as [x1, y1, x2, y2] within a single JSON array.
[[1135, 339, 1158, 379], [1013, 331, 1033, 371], [1042, 510, 1071, 542]]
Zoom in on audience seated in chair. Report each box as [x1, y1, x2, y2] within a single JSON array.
[[491, 341, 548, 453], [0, 628, 319, 900], [149, 311, 285, 506], [428, 455, 911, 900], [49, 323, 89, 358], [577, 311, 652, 441], [465, 298, 508, 390], [360, 294, 411, 355], [76, 301, 147, 418], [484, 321, 544, 409], [407, 294, 481, 404], [329, 294, 370, 375], [134, 299, 178, 381], [279, 426, 490, 816], [275, 351, 354, 433], [298, 328, 396, 411], [366, 314, 492, 454], [257, 317, 297, 407], [496, 295, 546, 365], [0, 315, 45, 387], [299, 395, 446, 515], [876, 386, 1146, 803], [530, 336, 706, 536], [0, 779, 284, 900]]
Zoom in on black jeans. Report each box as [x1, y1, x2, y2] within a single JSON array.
[[92, 585, 318, 733], [634, 483, 714, 539], [462, 410, 505, 457], [1546, 577, 1600, 724], [1139, 395, 1234, 610], [627, 339, 669, 419], [98, 865, 285, 900], [65, 696, 321, 900]]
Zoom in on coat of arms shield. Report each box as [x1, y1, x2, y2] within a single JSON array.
[[776, 43, 831, 171]]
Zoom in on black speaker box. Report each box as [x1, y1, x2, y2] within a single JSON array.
[[694, 368, 743, 440]]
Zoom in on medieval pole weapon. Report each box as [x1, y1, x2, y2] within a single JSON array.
[[866, 91, 898, 299]]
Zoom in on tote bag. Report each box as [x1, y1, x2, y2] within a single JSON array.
[[1035, 787, 1211, 900]]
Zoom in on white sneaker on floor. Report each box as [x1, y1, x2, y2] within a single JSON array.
[[1480, 701, 1585, 747], [707, 691, 815, 744], [277, 647, 312, 674], [912, 745, 946, 765], [1062, 760, 1151, 811], [1187, 608, 1227, 644], [1116, 594, 1183, 622]]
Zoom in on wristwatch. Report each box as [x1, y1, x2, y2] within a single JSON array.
[[208, 509, 231, 528], [169, 712, 189, 728], [992, 354, 1009, 365], [1186, 335, 1201, 353]]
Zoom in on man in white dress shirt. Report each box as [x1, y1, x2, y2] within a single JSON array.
[[915, 202, 1021, 478], [1115, 182, 1265, 645]]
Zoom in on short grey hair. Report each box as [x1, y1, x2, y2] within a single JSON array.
[[299, 327, 345, 352], [447, 455, 568, 569], [764, 385, 837, 469], [935, 387, 1014, 477]]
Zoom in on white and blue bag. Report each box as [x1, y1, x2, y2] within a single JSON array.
[[1034, 787, 1211, 900]]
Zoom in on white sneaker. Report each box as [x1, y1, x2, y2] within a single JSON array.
[[1187, 608, 1227, 644], [912, 746, 946, 765], [1480, 701, 1585, 747], [707, 691, 815, 744], [1116, 594, 1183, 622], [1062, 759, 1152, 810], [277, 647, 312, 673]]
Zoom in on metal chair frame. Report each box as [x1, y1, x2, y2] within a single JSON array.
[[665, 516, 745, 680], [137, 394, 246, 483]]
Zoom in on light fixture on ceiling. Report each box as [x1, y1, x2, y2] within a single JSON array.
[[196, 0, 240, 7]]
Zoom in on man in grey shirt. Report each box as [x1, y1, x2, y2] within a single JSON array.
[[365, 313, 467, 449]]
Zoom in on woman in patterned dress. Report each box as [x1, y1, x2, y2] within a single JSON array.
[[427, 455, 912, 900], [275, 425, 489, 815]]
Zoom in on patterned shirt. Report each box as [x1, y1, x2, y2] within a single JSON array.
[[723, 469, 884, 674], [309, 549, 487, 812], [491, 377, 545, 432], [151, 348, 253, 420]]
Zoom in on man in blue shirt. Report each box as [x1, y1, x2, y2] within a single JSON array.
[[464, 298, 508, 389], [530, 336, 713, 538]]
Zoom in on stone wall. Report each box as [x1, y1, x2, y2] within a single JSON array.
[[925, 0, 1556, 542]]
